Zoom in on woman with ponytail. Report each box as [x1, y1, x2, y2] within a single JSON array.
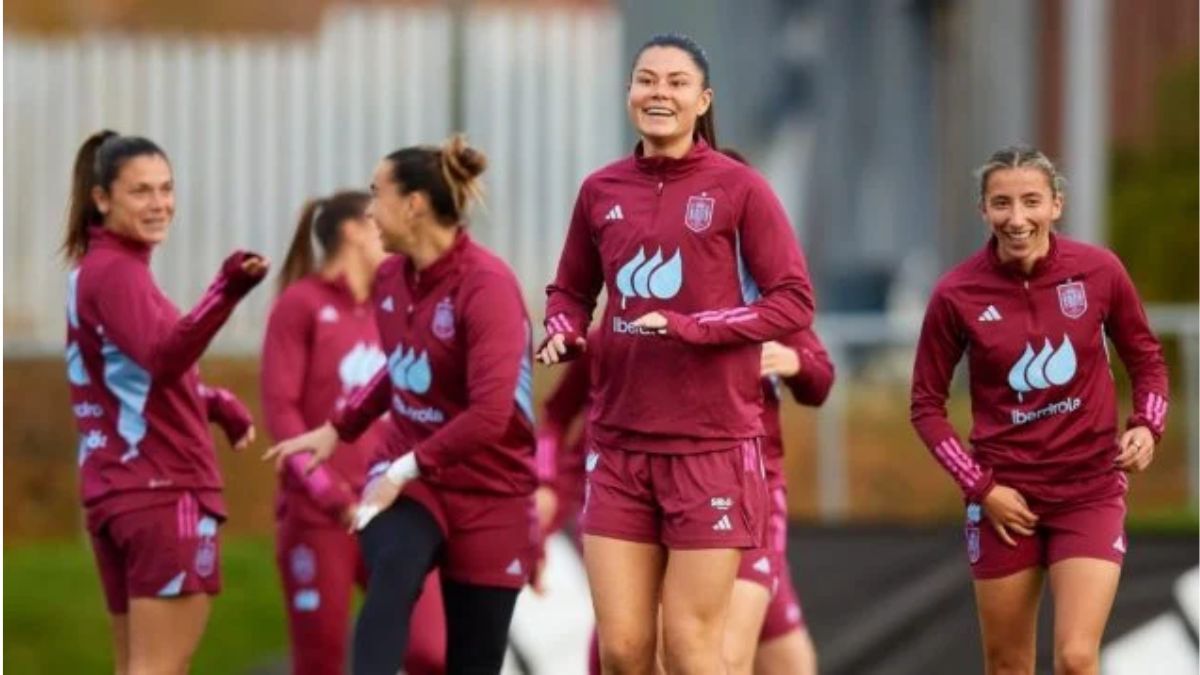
[[538, 33, 816, 674], [262, 191, 445, 675], [266, 135, 539, 675], [63, 130, 268, 673]]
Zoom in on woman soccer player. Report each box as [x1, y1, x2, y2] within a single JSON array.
[[266, 135, 538, 675], [539, 33, 816, 674], [63, 130, 267, 674], [910, 146, 1169, 675], [263, 190, 444, 674]]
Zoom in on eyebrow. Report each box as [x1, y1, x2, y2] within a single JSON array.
[[634, 69, 694, 78]]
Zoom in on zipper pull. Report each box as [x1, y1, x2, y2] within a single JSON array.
[[656, 181, 664, 195]]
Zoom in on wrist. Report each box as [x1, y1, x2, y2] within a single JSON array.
[[385, 454, 420, 485]]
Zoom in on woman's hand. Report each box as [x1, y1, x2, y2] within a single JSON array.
[[981, 484, 1039, 547], [262, 422, 338, 474]]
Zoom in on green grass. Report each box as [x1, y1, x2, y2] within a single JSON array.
[[4, 536, 289, 674], [1126, 507, 1200, 536]]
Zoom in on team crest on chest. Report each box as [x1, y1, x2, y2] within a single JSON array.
[[432, 297, 455, 340], [1056, 281, 1087, 319], [684, 193, 715, 233]]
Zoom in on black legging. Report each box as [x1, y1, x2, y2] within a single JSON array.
[[354, 496, 520, 675]]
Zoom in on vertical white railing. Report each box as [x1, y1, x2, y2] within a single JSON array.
[[4, 4, 623, 355]]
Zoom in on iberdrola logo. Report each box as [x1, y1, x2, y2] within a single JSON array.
[[388, 344, 432, 395], [1007, 335, 1077, 403], [614, 246, 683, 309]]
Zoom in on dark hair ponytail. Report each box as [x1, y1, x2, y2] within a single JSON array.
[[62, 130, 168, 262], [277, 190, 371, 291], [385, 134, 487, 226], [633, 33, 719, 150]]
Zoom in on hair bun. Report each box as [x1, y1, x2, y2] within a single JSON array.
[[442, 134, 487, 181]]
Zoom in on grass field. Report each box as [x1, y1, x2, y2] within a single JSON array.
[[6, 508, 1197, 673], [4, 537, 289, 675]]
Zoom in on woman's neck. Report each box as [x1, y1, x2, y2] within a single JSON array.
[[642, 133, 694, 159], [409, 223, 459, 271], [322, 255, 373, 303]]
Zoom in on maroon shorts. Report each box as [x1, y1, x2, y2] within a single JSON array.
[[90, 492, 221, 614], [580, 439, 768, 550], [965, 494, 1128, 580], [737, 484, 789, 591], [760, 563, 806, 641], [403, 479, 540, 590]]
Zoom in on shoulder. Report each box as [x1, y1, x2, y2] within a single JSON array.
[[578, 155, 638, 195], [75, 248, 148, 303], [1056, 236, 1125, 275], [271, 276, 322, 318], [929, 248, 992, 305], [462, 242, 522, 293]]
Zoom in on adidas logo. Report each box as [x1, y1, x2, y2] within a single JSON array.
[[1113, 535, 1126, 553], [318, 305, 339, 323], [506, 558, 524, 576], [712, 515, 733, 532], [604, 204, 624, 221], [978, 305, 1002, 322], [380, 296, 395, 313], [753, 556, 771, 574]]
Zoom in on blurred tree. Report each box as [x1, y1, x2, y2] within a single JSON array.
[[1107, 59, 1199, 303]]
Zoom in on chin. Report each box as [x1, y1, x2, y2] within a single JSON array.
[[640, 127, 683, 145], [141, 230, 169, 245]]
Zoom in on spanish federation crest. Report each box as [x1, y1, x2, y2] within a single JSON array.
[[965, 503, 982, 564], [195, 538, 217, 577], [1057, 281, 1087, 319], [432, 297, 455, 340], [684, 194, 715, 233], [290, 544, 316, 584]]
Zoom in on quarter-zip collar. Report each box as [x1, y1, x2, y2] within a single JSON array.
[[404, 228, 470, 297], [987, 232, 1060, 281], [88, 224, 153, 265], [633, 136, 713, 181]]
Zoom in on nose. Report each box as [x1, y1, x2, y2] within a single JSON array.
[[1009, 203, 1031, 228]]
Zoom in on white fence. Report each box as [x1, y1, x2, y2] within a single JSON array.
[[4, 4, 624, 354]]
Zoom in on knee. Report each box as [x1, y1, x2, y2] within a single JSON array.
[[598, 631, 657, 675], [1055, 639, 1099, 675], [722, 638, 756, 675], [662, 620, 721, 673], [984, 644, 1034, 675]]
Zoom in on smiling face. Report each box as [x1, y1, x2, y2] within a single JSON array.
[[93, 154, 175, 245], [369, 158, 420, 255], [627, 45, 712, 155], [980, 166, 1063, 269]]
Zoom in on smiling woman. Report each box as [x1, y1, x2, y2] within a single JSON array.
[[539, 32, 817, 675], [62, 130, 269, 675], [910, 145, 1171, 674]]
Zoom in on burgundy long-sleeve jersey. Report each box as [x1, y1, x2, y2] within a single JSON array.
[[910, 234, 1169, 504], [544, 139, 815, 454], [261, 275, 390, 526], [66, 228, 259, 531], [331, 232, 537, 496]]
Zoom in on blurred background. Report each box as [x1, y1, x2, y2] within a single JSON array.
[[4, 0, 1197, 672]]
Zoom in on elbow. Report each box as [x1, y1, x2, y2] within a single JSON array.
[[460, 406, 513, 449], [809, 383, 833, 407]]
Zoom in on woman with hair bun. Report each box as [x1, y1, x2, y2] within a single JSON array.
[[263, 190, 444, 675], [267, 135, 538, 675]]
